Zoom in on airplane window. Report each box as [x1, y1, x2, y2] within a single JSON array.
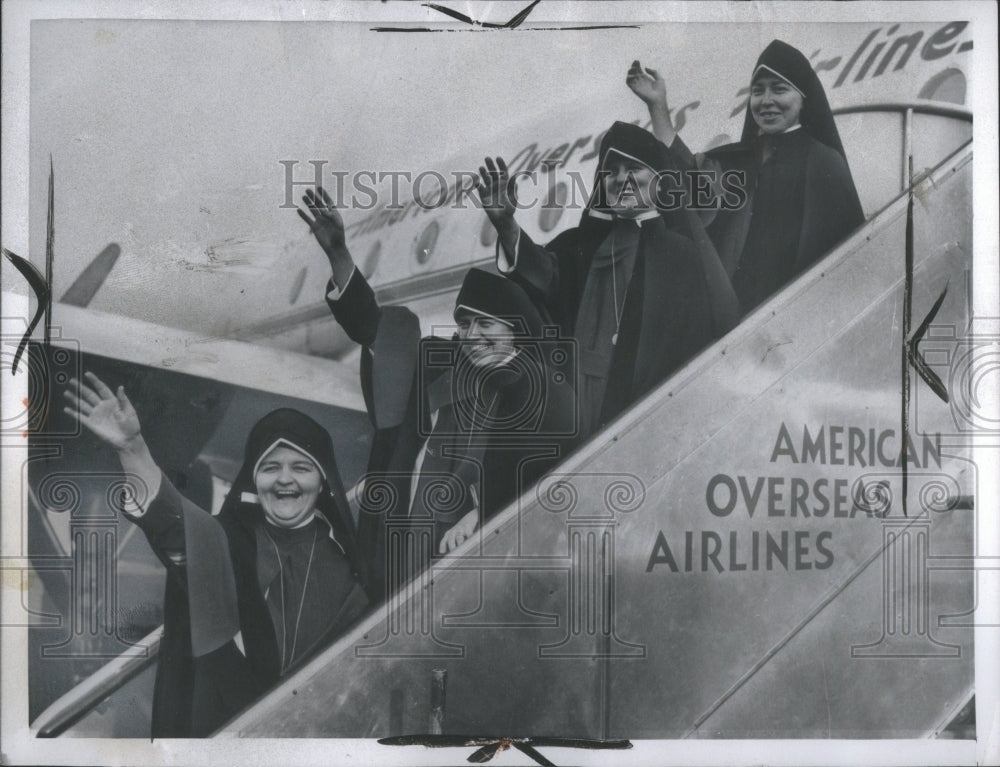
[[918, 68, 967, 105], [415, 220, 439, 265], [538, 182, 568, 233], [480, 216, 498, 248], [362, 240, 381, 278], [288, 266, 307, 304]]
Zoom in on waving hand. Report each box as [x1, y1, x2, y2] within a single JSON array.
[[65, 372, 142, 450], [298, 185, 355, 288]]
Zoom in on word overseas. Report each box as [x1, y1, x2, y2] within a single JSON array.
[[645, 422, 943, 574]]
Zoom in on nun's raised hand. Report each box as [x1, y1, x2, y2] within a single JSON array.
[[299, 186, 355, 287], [474, 157, 521, 258], [64, 372, 143, 451], [626, 60, 667, 107], [474, 157, 518, 227], [299, 186, 346, 252]]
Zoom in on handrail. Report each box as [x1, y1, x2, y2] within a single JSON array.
[[831, 100, 971, 194], [831, 99, 972, 121], [32, 626, 162, 738]]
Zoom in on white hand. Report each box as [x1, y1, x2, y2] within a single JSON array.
[[439, 508, 479, 554], [63, 372, 142, 450]]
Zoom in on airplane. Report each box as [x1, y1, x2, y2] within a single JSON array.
[[5, 12, 983, 749]]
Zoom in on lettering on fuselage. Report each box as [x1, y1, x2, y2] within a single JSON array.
[[645, 422, 944, 574], [344, 20, 971, 242], [728, 20, 973, 117]]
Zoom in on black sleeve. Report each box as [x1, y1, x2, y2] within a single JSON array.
[[498, 230, 558, 306], [126, 474, 188, 586], [665, 134, 699, 173], [327, 270, 422, 431], [326, 271, 381, 347]]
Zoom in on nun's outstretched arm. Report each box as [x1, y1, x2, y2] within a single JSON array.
[[298, 185, 355, 290], [64, 372, 162, 506], [474, 156, 521, 261], [64, 373, 186, 578], [64, 372, 240, 658], [627, 61, 676, 148]]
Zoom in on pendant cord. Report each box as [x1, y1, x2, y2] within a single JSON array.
[[467, 390, 500, 454], [610, 226, 626, 345], [264, 524, 318, 674]]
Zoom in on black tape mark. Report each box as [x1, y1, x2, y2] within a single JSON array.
[[371, 27, 441, 33], [371, 25, 640, 33], [45, 156, 55, 345], [512, 742, 555, 766], [4, 157, 56, 373], [423, 0, 542, 29], [529, 26, 642, 31], [373, 1, 637, 33], [2, 248, 51, 374], [909, 282, 950, 403], [379, 734, 631, 766], [900, 154, 914, 517]]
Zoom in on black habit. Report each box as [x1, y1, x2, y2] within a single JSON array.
[[127, 409, 369, 737], [668, 39, 866, 314], [327, 268, 576, 599], [498, 121, 739, 439]]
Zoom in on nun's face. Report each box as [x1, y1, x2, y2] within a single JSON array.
[[604, 159, 657, 216], [456, 312, 516, 368], [255, 444, 323, 528], [750, 74, 803, 134]]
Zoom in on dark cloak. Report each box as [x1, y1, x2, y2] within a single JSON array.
[[135, 409, 368, 737], [669, 39, 865, 314], [329, 268, 575, 598], [498, 121, 739, 437]]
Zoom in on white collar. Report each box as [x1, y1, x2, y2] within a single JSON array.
[[241, 493, 345, 553], [587, 208, 660, 223], [628, 209, 662, 223], [756, 123, 803, 138]]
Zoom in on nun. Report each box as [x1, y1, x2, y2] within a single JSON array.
[[474, 122, 739, 441], [298, 186, 577, 599], [64, 376, 369, 737], [629, 39, 865, 314]]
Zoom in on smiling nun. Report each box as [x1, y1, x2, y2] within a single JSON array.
[[65, 374, 369, 737], [630, 39, 866, 314]]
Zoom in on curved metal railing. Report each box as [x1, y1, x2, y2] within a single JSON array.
[[832, 99, 972, 195]]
